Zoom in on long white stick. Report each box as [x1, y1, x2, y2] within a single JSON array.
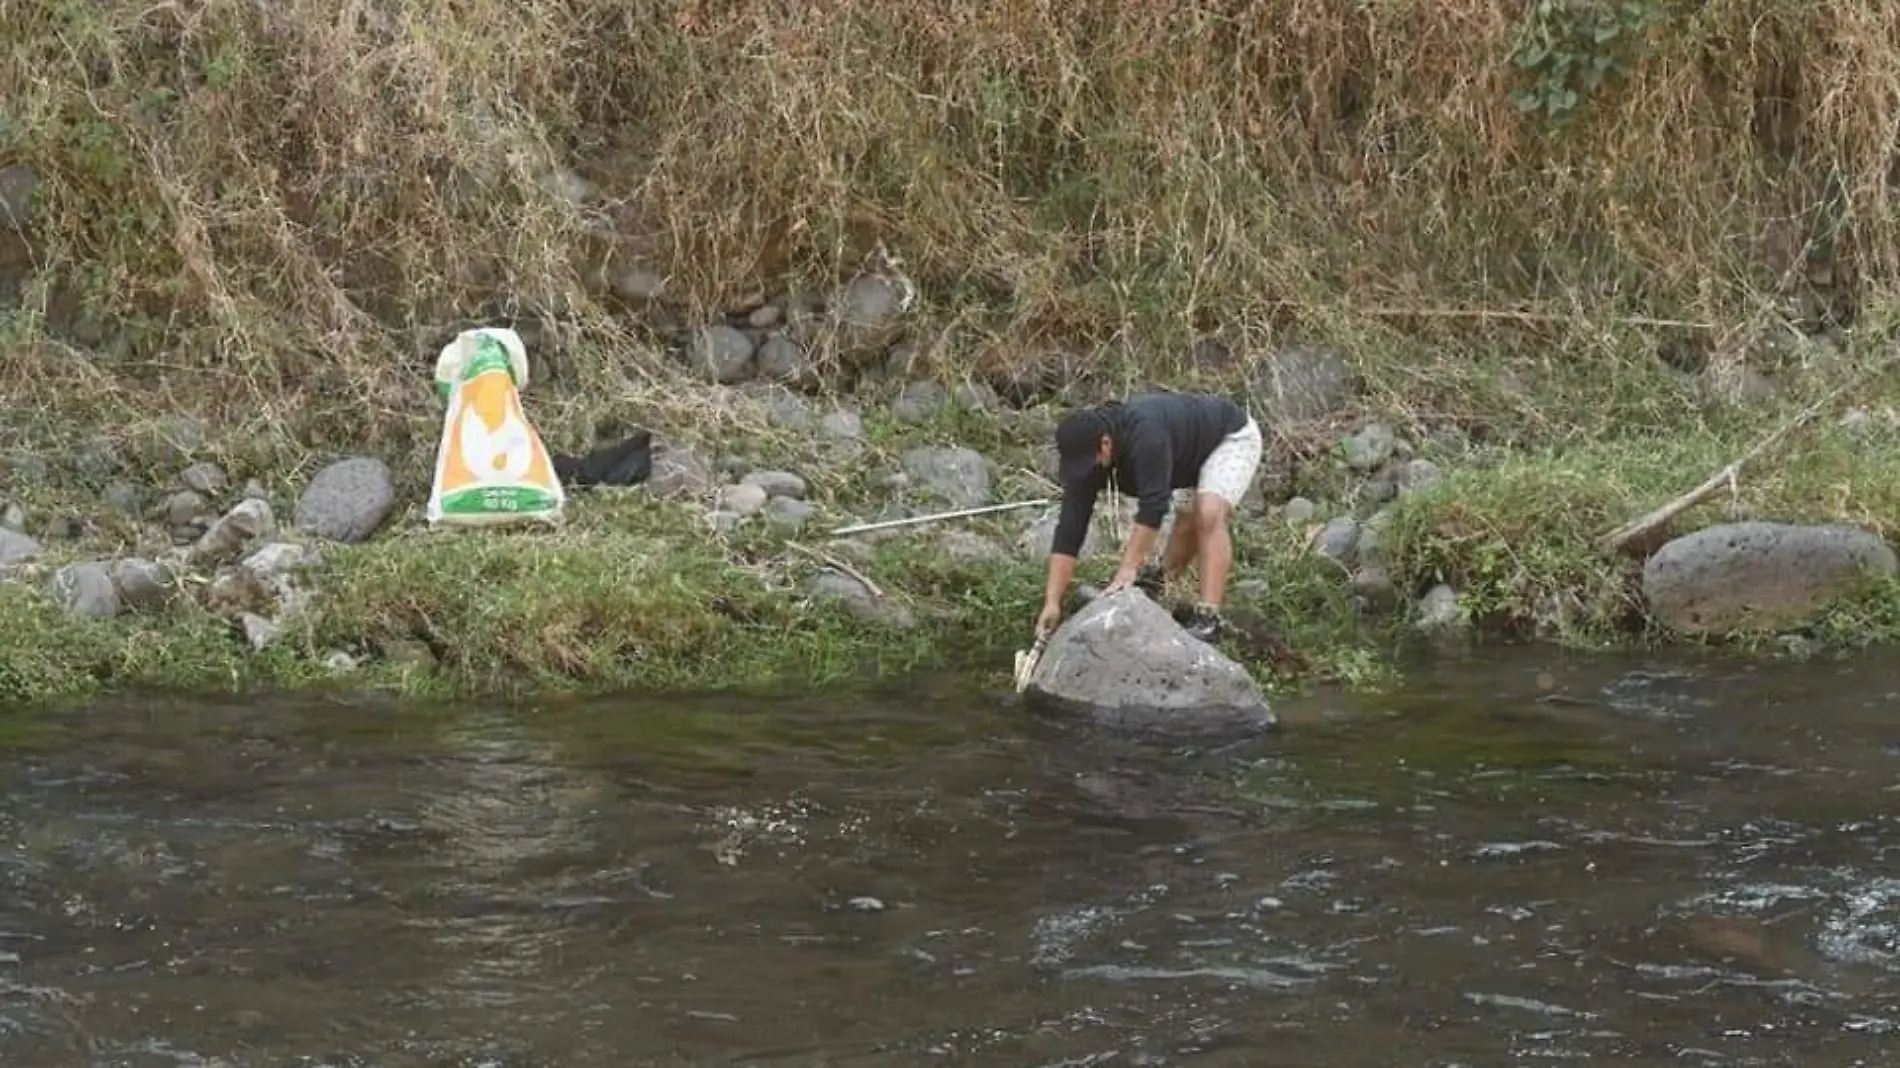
[[828, 498, 1051, 537]]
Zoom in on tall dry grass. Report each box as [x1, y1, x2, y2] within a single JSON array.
[[1, 0, 1897, 463]]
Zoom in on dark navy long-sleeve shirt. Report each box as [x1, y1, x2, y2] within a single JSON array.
[[1048, 391, 1249, 558]]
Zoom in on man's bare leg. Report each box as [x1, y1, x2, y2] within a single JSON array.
[[1192, 492, 1235, 612], [1161, 506, 1200, 587]]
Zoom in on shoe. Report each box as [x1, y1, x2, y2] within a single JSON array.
[[1134, 564, 1166, 599], [1178, 603, 1226, 644], [1070, 583, 1103, 612]]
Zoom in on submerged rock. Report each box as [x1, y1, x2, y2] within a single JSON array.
[[1642, 521, 1898, 635], [1415, 583, 1467, 643], [1024, 588, 1276, 736]]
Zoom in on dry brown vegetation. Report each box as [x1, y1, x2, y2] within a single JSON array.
[[2, 0, 1898, 468]]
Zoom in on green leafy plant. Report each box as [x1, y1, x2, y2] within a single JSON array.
[[1510, 0, 1671, 122]]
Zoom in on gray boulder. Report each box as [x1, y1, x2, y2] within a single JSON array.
[[1340, 423, 1396, 472], [1024, 588, 1276, 736], [47, 562, 120, 620], [1018, 513, 1098, 561], [746, 383, 815, 428], [900, 446, 990, 509], [806, 571, 915, 630], [742, 470, 808, 500], [755, 335, 813, 386], [1312, 516, 1360, 564], [191, 498, 275, 564], [1415, 583, 1467, 642], [821, 409, 865, 440], [715, 482, 768, 517], [112, 557, 175, 610], [763, 497, 815, 534], [1247, 346, 1353, 423], [295, 457, 395, 543], [648, 446, 715, 498], [1642, 521, 1898, 635], [180, 461, 228, 496], [891, 381, 949, 425], [690, 324, 756, 384], [0, 527, 41, 567], [1394, 458, 1444, 497]]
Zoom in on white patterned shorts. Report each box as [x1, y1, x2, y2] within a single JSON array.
[[1173, 416, 1262, 511]]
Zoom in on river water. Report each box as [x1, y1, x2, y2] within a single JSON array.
[[2, 648, 1898, 1066]]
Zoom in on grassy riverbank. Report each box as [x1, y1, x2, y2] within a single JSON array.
[[0, 473, 1380, 708], [6, 1, 1900, 707], [6, 362, 1900, 712]]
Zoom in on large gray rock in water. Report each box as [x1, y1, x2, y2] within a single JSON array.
[[1642, 521, 1898, 635], [296, 457, 395, 543], [1025, 589, 1276, 736]]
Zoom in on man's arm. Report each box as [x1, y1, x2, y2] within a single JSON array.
[[1041, 475, 1099, 613]]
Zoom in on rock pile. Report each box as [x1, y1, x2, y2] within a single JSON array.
[[0, 453, 401, 659]]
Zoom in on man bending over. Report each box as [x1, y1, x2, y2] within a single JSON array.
[[1035, 390, 1263, 644]]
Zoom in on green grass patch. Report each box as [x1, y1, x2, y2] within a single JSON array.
[[8, 385, 1900, 712], [1385, 420, 1900, 647], [0, 481, 1395, 711]]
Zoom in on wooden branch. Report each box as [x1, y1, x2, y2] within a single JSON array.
[[787, 542, 886, 599], [1597, 349, 1900, 557]]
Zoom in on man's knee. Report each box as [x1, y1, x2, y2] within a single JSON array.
[[1192, 493, 1232, 533]]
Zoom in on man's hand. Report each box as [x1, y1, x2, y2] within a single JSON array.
[[1105, 524, 1161, 596], [1035, 601, 1062, 640], [1101, 565, 1142, 595]]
